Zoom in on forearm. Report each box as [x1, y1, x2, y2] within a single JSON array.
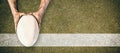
[[8, 0, 18, 15], [38, 0, 50, 12]]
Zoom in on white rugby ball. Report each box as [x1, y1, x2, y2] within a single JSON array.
[[16, 14, 39, 47]]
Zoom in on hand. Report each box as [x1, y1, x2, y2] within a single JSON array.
[[33, 11, 42, 24], [29, 10, 44, 24], [13, 12, 26, 30], [29, 0, 51, 25]]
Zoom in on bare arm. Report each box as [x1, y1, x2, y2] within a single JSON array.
[[39, 0, 51, 13], [8, 0, 50, 30], [8, 0, 18, 15], [33, 0, 51, 23], [8, 0, 25, 30]]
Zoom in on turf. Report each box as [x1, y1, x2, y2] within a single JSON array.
[[0, 0, 120, 33], [0, 0, 120, 53], [0, 47, 120, 53]]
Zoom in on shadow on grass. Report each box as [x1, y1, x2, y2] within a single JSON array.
[[112, 0, 120, 33], [0, 0, 3, 4]]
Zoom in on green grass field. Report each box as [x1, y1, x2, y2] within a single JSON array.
[[0, 0, 120, 53], [0, 47, 120, 53], [0, 0, 120, 33]]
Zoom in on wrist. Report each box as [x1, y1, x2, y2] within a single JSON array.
[[12, 9, 18, 14], [12, 10, 19, 18], [12, 10, 18, 15]]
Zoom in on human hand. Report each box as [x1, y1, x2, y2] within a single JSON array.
[[13, 12, 26, 30], [29, 0, 51, 25], [29, 10, 44, 24]]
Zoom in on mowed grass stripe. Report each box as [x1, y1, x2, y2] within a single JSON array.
[[0, 47, 120, 53]]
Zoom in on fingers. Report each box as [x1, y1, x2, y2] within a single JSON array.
[[15, 23, 17, 31], [20, 13, 26, 17], [29, 12, 33, 15], [14, 12, 26, 31], [33, 12, 42, 24]]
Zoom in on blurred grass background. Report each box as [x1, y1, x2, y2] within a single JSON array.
[[0, 0, 120, 53], [0, 0, 120, 33]]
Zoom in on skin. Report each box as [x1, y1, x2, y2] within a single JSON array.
[[7, 0, 51, 30]]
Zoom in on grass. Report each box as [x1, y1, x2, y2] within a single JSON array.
[[0, 0, 120, 33], [0, 47, 120, 53], [0, 0, 120, 53]]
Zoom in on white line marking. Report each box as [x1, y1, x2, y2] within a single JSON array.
[[0, 34, 120, 47]]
